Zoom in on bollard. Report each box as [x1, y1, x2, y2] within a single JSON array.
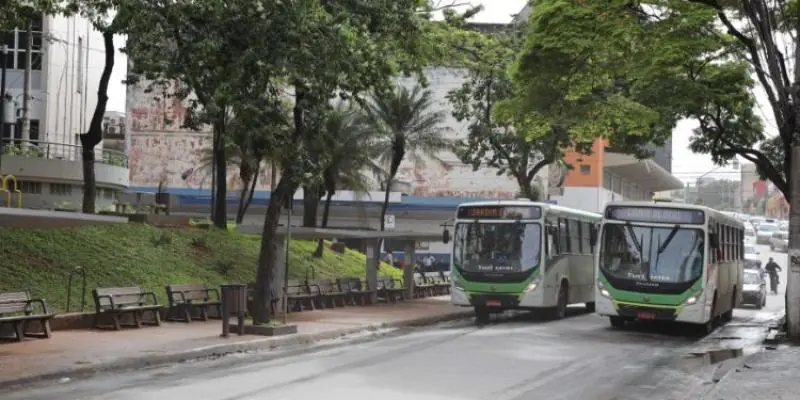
[[220, 284, 247, 337]]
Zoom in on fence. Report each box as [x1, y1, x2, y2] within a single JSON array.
[[0, 138, 128, 167]]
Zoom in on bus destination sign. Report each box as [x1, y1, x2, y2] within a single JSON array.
[[605, 206, 705, 225], [457, 205, 542, 220]]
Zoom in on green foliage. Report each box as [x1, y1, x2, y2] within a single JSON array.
[[0, 225, 399, 312], [448, 23, 556, 200]]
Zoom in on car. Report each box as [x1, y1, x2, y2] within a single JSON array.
[[756, 223, 779, 244], [741, 269, 767, 309], [771, 230, 789, 252], [744, 244, 761, 269], [745, 225, 756, 243]]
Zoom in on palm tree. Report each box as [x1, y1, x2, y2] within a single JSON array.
[[360, 85, 451, 236], [199, 121, 271, 224], [314, 104, 384, 257]]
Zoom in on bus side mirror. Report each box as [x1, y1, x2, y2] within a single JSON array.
[[442, 228, 451, 244], [590, 226, 598, 246], [709, 233, 719, 249]]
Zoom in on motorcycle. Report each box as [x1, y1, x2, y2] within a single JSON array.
[[769, 273, 780, 294]]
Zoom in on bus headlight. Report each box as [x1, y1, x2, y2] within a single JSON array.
[[597, 281, 610, 298], [526, 277, 541, 292], [686, 289, 703, 305]]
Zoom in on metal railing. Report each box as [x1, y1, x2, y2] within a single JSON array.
[[0, 138, 128, 167]]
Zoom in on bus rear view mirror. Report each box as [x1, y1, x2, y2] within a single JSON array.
[[590, 226, 598, 246], [442, 228, 451, 244]]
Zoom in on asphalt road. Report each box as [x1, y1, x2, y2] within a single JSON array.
[[8, 245, 786, 400]]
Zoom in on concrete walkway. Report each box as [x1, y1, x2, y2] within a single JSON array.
[[707, 345, 800, 399], [0, 297, 471, 389]]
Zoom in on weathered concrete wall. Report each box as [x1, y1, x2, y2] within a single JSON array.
[[125, 69, 547, 199]]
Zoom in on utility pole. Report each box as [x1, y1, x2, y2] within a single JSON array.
[[787, 147, 800, 338], [20, 18, 32, 149], [0, 44, 8, 169]]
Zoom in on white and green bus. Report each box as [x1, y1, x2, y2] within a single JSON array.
[[594, 201, 744, 333], [443, 200, 601, 323]]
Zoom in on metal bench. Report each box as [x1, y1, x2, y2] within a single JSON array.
[[413, 273, 434, 298], [165, 283, 221, 322], [92, 286, 163, 330], [309, 279, 348, 308], [285, 280, 318, 311], [424, 272, 449, 295], [377, 276, 406, 303], [337, 277, 375, 305], [0, 291, 55, 341]]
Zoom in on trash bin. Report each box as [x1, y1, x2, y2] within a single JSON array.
[[220, 284, 247, 337]]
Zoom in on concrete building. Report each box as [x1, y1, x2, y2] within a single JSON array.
[[0, 14, 128, 210]]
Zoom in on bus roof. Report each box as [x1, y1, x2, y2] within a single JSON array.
[[456, 200, 601, 219], [602, 201, 743, 227]]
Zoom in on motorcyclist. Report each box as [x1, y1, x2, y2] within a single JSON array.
[[764, 257, 782, 294]]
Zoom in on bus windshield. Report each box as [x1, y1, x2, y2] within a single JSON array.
[[453, 222, 541, 273], [599, 223, 705, 283]]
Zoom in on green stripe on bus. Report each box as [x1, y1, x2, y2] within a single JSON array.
[[598, 271, 700, 307], [452, 266, 540, 297]]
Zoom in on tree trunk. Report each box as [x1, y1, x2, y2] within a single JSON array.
[[314, 191, 335, 258], [252, 178, 291, 324], [302, 184, 320, 227], [80, 31, 115, 214], [212, 120, 227, 228], [237, 164, 259, 224]]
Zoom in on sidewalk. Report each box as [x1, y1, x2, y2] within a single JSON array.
[[0, 297, 471, 389], [707, 346, 800, 399]]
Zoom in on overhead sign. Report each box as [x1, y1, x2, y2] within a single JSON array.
[[457, 205, 542, 220], [605, 206, 705, 225]]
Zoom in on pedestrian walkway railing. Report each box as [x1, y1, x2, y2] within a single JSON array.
[[1, 138, 128, 167]]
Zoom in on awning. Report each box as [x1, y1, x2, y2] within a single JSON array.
[[604, 152, 684, 193]]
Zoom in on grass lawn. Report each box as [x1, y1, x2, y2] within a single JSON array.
[[0, 224, 400, 313]]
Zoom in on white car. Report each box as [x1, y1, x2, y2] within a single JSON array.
[[745, 225, 756, 243], [756, 223, 779, 244], [744, 244, 761, 269]]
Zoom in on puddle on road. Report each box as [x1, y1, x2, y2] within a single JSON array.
[[676, 348, 744, 372]]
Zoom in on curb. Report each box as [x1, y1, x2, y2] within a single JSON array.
[[0, 309, 473, 390]]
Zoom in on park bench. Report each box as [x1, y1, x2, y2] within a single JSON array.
[[285, 280, 318, 311], [337, 277, 375, 305], [92, 286, 163, 330], [413, 273, 434, 298], [165, 283, 221, 322], [377, 276, 406, 303], [0, 291, 55, 341], [309, 279, 348, 308], [424, 272, 449, 295]]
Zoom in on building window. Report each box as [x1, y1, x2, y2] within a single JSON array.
[[580, 164, 591, 175], [18, 180, 42, 194], [50, 183, 72, 196], [1, 15, 44, 71]]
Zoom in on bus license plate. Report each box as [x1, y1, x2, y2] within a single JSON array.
[[637, 312, 656, 320], [486, 299, 501, 307]]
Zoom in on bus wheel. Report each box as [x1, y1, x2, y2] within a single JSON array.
[[550, 283, 568, 320], [475, 306, 490, 325], [585, 302, 596, 313], [609, 316, 626, 328]]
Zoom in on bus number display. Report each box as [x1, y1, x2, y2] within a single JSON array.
[[606, 206, 705, 224], [457, 206, 542, 219]]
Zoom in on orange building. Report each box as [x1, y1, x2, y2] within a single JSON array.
[[549, 139, 683, 212]]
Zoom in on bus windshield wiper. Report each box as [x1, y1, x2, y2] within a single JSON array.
[[625, 222, 643, 253], [657, 225, 681, 254]]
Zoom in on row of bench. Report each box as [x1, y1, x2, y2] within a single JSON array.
[[0, 271, 452, 342]]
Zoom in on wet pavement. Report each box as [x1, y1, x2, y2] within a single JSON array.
[[3, 245, 788, 399]]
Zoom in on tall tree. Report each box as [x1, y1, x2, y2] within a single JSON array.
[[682, 0, 797, 199], [250, 0, 433, 325], [361, 85, 451, 237], [508, 1, 740, 176], [314, 103, 383, 257], [449, 23, 571, 200]]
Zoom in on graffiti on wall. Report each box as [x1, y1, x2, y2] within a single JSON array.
[[126, 76, 529, 198]]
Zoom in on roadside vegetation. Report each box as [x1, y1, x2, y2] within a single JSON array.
[[0, 224, 397, 313]]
